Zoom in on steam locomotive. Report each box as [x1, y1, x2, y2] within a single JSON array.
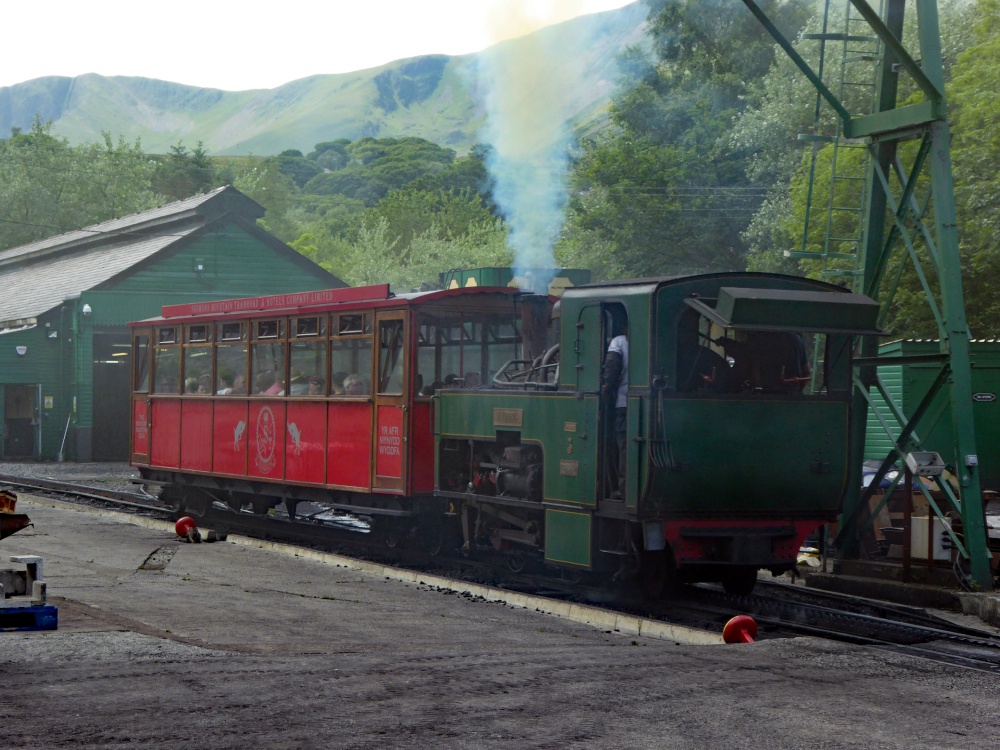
[[130, 272, 880, 595]]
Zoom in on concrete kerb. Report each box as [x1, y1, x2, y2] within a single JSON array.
[[18, 495, 724, 646]]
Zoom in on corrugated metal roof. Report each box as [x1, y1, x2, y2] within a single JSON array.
[[0, 186, 232, 268], [0, 185, 284, 325], [0, 228, 195, 322]]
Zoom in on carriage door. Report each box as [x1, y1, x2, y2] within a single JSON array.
[[372, 310, 409, 492], [130, 327, 151, 464]]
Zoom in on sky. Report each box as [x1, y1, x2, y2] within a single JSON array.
[[0, 0, 637, 91]]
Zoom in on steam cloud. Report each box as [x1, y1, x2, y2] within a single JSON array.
[[476, 1, 599, 292]]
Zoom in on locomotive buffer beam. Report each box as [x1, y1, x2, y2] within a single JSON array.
[[680, 525, 797, 566]]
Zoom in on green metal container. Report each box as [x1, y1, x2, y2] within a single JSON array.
[[865, 339, 1000, 491]]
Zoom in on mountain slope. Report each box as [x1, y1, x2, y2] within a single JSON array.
[[0, 3, 648, 155]]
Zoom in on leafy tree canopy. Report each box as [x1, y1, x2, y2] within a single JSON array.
[[0, 117, 160, 250]]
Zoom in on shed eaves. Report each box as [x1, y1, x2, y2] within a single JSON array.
[[0, 228, 193, 323]]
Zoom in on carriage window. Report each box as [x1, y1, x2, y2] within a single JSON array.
[[157, 327, 177, 345], [416, 313, 521, 395], [294, 317, 323, 338], [251, 342, 286, 395], [338, 313, 371, 335], [330, 338, 372, 395], [289, 339, 327, 395], [133, 335, 150, 393], [183, 347, 212, 394], [153, 344, 180, 393], [219, 322, 246, 342], [255, 319, 282, 340], [378, 319, 405, 394], [186, 325, 209, 344], [216, 343, 248, 394]]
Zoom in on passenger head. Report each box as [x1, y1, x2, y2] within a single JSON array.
[[308, 376, 325, 395], [343, 374, 364, 395]]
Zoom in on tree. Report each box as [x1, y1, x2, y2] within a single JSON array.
[[950, 0, 1000, 334], [0, 118, 158, 250], [563, 0, 812, 278], [151, 141, 219, 200]]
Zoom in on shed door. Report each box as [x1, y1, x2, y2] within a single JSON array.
[[372, 310, 409, 492]]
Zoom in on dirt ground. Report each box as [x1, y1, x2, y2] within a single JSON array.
[[1, 498, 996, 749]]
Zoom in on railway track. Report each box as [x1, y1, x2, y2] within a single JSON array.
[[6, 473, 1000, 671]]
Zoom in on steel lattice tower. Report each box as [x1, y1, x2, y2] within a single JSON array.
[[739, 0, 992, 588]]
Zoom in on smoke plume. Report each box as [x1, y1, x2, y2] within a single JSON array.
[[476, 1, 600, 292]]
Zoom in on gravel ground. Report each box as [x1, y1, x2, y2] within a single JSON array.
[[0, 461, 139, 493], [2, 499, 999, 750]]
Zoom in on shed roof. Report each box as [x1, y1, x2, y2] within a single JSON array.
[[0, 185, 332, 325]]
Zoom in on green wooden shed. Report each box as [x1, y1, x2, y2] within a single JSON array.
[[865, 339, 1000, 491], [0, 185, 343, 462]]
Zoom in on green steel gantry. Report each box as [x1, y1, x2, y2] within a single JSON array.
[[739, 0, 992, 588]]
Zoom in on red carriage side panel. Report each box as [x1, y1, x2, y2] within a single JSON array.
[[285, 402, 327, 485], [180, 401, 213, 473], [327, 402, 372, 489], [150, 400, 181, 468], [213, 400, 249, 476], [132, 399, 149, 462], [409, 401, 434, 493], [375, 405, 404, 482], [248, 401, 286, 480]]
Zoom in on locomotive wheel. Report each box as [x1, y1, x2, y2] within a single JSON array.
[[505, 555, 527, 573], [721, 567, 759, 597]]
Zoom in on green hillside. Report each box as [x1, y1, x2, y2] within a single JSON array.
[[0, 3, 648, 155]]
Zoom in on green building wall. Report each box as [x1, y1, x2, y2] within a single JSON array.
[[0, 220, 339, 462], [865, 340, 1000, 491]]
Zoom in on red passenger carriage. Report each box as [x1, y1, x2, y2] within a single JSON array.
[[130, 284, 549, 523]]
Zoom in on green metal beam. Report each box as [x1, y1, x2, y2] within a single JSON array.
[[740, 0, 992, 587]]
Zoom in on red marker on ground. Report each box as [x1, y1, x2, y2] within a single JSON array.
[[723, 615, 758, 643], [175, 516, 197, 538]]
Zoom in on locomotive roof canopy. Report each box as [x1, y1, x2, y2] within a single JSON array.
[[685, 287, 885, 335]]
